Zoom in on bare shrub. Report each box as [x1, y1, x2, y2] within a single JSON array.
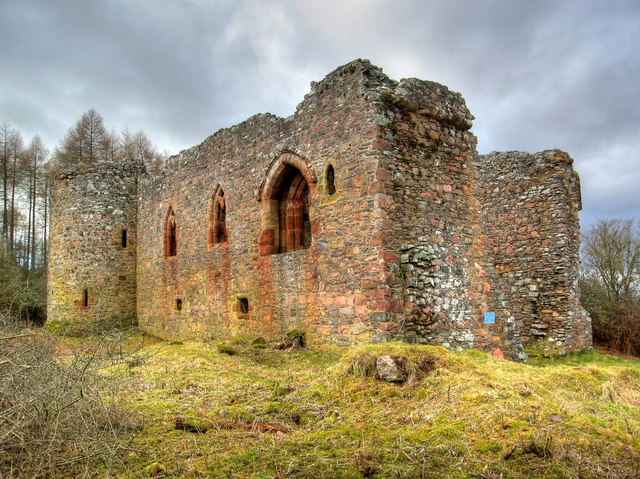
[[0, 313, 137, 478], [590, 304, 640, 356], [581, 219, 640, 356]]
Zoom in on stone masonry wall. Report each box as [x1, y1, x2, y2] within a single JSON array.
[[48, 162, 138, 328], [367, 77, 525, 359], [137, 60, 400, 343], [479, 150, 592, 354]]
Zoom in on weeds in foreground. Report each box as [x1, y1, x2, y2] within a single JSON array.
[[0, 314, 147, 478]]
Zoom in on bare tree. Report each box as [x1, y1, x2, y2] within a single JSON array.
[[54, 108, 109, 170], [122, 128, 164, 171], [24, 137, 48, 269], [582, 219, 640, 304], [581, 219, 640, 354], [7, 130, 24, 256], [1, 123, 8, 245]]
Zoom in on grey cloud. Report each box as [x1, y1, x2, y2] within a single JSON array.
[[1, 0, 639, 230]]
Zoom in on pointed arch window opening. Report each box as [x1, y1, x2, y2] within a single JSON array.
[[209, 187, 228, 247], [326, 164, 336, 196], [260, 163, 312, 255], [164, 207, 177, 258]]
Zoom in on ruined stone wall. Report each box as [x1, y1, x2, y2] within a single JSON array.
[[136, 60, 400, 343], [47, 59, 591, 359], [479, 150, 592, 354], [366, 77, 524, 358], [48, 162, 138, 328]]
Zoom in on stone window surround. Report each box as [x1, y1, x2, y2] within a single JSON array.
[[257, 151, 317, 256], [208, 184, 228, 247]]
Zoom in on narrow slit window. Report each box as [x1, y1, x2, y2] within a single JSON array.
[[82, 289, 89, 308], [175, 298, 182, 311], [121, 229, 127, 248], [164, 207, 177, 258], [326, 164, 336, 196]]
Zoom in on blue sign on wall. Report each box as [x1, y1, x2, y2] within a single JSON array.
[[484, 312, 495, 324]]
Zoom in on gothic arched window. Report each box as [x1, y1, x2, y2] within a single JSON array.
[[208, 187, 228, 246], [164, 207, 177, 258], [262, 164, 311, 255], [326, 164, 336, 196]]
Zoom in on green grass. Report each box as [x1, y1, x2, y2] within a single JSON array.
[[81, 336, 640, 478]]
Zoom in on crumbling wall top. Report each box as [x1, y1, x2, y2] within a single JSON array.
[[53, 159, 143, 185]]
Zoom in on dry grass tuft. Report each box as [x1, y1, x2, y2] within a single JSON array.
[[334, 342, 449, 383]]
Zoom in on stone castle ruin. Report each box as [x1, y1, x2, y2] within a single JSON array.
[[48, 60, 592, 360]]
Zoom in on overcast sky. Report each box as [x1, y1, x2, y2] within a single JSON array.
[[1, 0, 638, 230]]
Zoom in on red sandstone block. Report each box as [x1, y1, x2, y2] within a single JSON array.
[[368, 181, 385, 194], [388, 300, 404, 312], [379, 250, 399, 263], [258, 229, 275, 246], [371, 138, 390, 151], [378, 322, 398, 331], [366, 125, 381, 139], [370, 288, 391, 299], [370, 230, 388, 247], [360, 279, 378, 289], [443, 184, 453, 193], [375, 169, 391, 181], [379, 272, 395, 286], [492, 348, 504, 359]]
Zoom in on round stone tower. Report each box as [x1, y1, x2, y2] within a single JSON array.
[[47, 161, 139, 331]]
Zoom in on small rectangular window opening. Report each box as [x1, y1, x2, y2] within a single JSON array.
[[239, 297, 249, 314], [82, 289, 89, 308], [121, 229, 128, 248], [174, 298, 182, 312]]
